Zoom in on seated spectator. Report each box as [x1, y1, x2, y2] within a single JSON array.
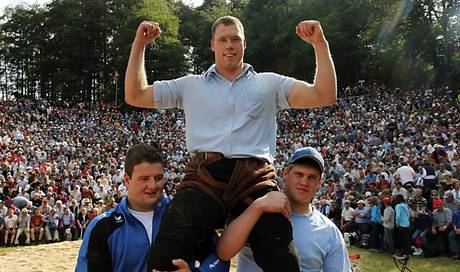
[[452, 180, 460, 202], [88, 207, 100, 222], [376, 174, 391, 191], [81, 198, 93, 211], [453, 156, 460, 173], [415, 165, 426, 187], [41, 199, 52, 215], [44, 209, 60, 243], [30, 207, 45, 244], [312, 198, 320, 211], [3, 209, 17, 246], [319, 198, 331, 217], [440, 171, 458, 193], [76, 207, 90, 239], [341, 199, 355, 233], [409, 187, 428, 213], [443, 191, 459, 212], [58, 206, 75, 241], [422, 160, 437, 195], [431, 199, 453, 255], [411, 206, 432, 251], [352, 199, 370, 236], [328, 200, 341, 228], [392, 181, 409, 201], [31, 193, 42, 208], [367, 182, 379, 196], [365, 171, 378, 186], [429, 189, 441, 211], [69, 185, 82, 203], [394, 162, 416, 187], [54, 200, 65, 217], [0, 200, 7, 218], [405, 183, 416, 200], [14, 208, 30, 245], [0, 215, 4, 246], [364, 191, 373, 207], [81, 186, 94, 201], [448, 202, 460, 259], [69, 199, 80, 218], [326, 179, 336, 196], [348, 186, 362, 203], [44, 192, 55, 207]]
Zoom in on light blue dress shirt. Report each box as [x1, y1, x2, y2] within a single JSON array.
[[237, 206, 351, 272], [153, 64, 294, 163]]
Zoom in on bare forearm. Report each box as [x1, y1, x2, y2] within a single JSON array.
[[125, 42, 149, 106], [217, 203, 263, 261], [313, 41, 336, 104]]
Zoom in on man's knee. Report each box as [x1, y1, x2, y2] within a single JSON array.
[[249, 213, 299, 272], [149, 188, 225, 270]]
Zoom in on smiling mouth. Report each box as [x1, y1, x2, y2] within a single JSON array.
[[145, 192, 157, 197]]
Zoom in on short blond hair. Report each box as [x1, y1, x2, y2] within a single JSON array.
[[211, 15, 245, 40]]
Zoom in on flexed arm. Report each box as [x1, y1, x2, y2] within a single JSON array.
[[288, 20, 336, 108], [125, 21, 161, 108]]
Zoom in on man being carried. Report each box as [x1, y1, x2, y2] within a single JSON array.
[[125, 15, 336, 271]]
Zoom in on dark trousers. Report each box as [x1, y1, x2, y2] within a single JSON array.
[[370, 222, 382, 249], [430, 228, 450, 254], [396, 227, 410, 255], [357, 222, 370, 236], [149, 156, 299, 271]]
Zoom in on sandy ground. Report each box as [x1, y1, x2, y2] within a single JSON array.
[[0, 241, 81, 272], [0, 241, 238, 272]]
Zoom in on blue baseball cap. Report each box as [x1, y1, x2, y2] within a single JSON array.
[[288, 147, 325, 173]]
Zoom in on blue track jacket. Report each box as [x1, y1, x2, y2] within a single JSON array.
[[75, 195, 229, 272], [75, 195, 169, 272]]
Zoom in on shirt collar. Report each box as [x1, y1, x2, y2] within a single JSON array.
[[204, 63, 256, 81]]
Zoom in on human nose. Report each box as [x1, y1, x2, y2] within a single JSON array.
[[298, 176, 309, 185], [144, 177, 156, 188], [224, 39, 233, 48], [147, 177, 161, 189]]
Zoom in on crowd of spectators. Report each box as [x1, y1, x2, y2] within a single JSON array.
[[0, 84, 459, 260]]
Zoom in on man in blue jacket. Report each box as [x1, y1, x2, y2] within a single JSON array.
[[75, 143, 228, 272]]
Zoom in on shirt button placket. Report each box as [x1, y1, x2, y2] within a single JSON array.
[[227, 81, 234, 156]]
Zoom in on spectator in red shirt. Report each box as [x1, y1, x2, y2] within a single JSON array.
[[81, 186, 94, 200], [30, 207, 45, 244], [376, 174, 391, 191]]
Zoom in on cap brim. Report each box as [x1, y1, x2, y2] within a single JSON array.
[[290, 156, 324, 173]]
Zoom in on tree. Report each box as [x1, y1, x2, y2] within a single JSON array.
[[0, 4, 47, 99]]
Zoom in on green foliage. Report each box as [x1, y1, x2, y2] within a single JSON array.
[[242, 0, 302, 75], [0, 0, 458, 102], [360, 0, 459, 90], [0, 0, 187, 103]]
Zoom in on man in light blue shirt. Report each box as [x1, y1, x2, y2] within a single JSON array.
[[125, 15, 336, 271], [216, 147, 350, 272]]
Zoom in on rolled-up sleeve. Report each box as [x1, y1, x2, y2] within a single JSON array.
[[153, 76, 192, 109], [273, 74, 295, 110]]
